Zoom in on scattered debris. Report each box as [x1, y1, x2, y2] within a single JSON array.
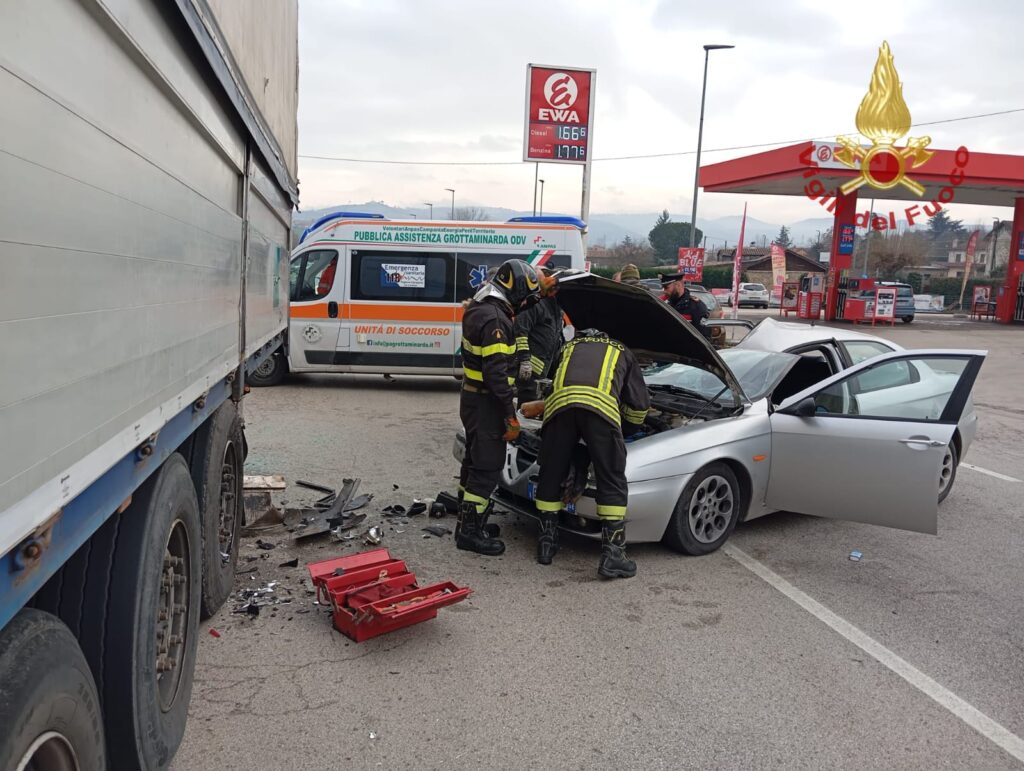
[[296, 479, 335, 495], [422, 525, 451, 538], [849, 550, 863, 562], [407, 501, 427, 517], [369, 731, 378, 740], [255, 539, 276, 550], [278, 557, 299, 568], [209, 628, 221, 638], [243, 475, 287, 490], [344, 493, 373, 512], [429, 501, 447, 518], [435, 491, 460, 514], [364, 526, 384, 545], [235, 566, 258, 575], [382, 504, 406, 517]]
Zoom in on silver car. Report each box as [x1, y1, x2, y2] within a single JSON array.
[[453, 273, 985, 555]]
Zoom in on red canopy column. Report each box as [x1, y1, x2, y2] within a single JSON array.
[[995, 197, 1024, 323], [825, 189, 858, 321]]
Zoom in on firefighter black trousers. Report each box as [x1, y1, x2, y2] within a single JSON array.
[[459, 389, 507, 512], [535, 409, 628, 520]]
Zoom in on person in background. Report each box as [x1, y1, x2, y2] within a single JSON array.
[[514, 272, 563, 402], [660, 273, 711, 340], [618, 263, 641, 286]]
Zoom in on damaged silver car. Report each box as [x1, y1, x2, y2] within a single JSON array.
[[453, 272, 985, 555]]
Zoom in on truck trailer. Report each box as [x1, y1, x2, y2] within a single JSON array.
[[0, 1, 298, 767]]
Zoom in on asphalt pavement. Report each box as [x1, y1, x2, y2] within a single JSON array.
[[174, 315, 1024, 770]]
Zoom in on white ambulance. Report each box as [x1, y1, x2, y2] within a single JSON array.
[[249, 213, 587, 385]]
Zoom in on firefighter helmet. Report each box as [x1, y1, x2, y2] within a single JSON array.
[[491, 259, 541, 309]]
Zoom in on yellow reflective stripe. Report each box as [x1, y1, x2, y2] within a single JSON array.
[[530, 355, 545, 373], [481, 342, 516, 357], [507, 376, 515, 385], [595, 504, 626, 518], [463, 367, 484, 382], [464, 491, 489, 512], [515, 336, 530, 352], [550, 385, 618, 410], [553, 342, 576, 389], [462, 337, 481, 355], [545, 389, 620, 425], [535, 499, 563, 512], [598, 346, 621, 394], [622, 407, 648, 424]]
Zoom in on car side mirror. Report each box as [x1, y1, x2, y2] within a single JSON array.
[[781, 396, 817, 417]]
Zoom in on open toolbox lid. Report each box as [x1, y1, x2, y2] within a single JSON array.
[[307, 548, 471, 642]]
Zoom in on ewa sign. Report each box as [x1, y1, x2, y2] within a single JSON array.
[[523, 64, 595, 164]]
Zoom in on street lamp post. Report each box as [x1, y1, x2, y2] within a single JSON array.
[[424, 203, 433, 220], [408, 213, 417, 219], [445, 188, 455, 219], [539, 180, 545, 216], [689, 43, 734, 248]]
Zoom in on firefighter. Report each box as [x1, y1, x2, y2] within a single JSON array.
[[513, 278, 563, 402], [457, 258, 542, 556], [533, 329, 650, 578], [661, 273, 711, 339]]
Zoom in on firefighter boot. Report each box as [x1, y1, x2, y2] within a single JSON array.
[[461, 488, 500, 537], [456, 502, 505, 556], [598, 520, 636, 579], [536, 512, 559, 565]]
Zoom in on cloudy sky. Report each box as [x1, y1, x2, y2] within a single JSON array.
[[295, 0, 1023, 230]]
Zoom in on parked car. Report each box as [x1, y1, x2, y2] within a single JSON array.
[[726, 282, 771, 308], [689, 287, 724, 319], [453, 274, 984, 555], [854, 281, 915, 323]]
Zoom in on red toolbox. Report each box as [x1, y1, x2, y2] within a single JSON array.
[[307, 548, 471, 642]]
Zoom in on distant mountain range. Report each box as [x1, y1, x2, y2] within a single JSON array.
[[295, 202, 839, 249]]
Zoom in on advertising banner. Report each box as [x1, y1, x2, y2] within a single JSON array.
[[781, 282, 799, 311], [677, 247, 705, 282], [523, 65, 595, 164], [731, 205, 747, 318], [874, 286, 897, 320], [770, 243, 786, 304]]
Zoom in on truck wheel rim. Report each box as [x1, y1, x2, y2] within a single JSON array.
[[16, 731, 79, 771], [939, 447, 954, 495], [219, 440, 239, 562], [156, 520, 190, 711], [254, 357, 276, 378], [688, 475, 734, 544]]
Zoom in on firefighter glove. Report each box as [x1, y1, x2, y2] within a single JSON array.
[[517, 360, 534, 382], [502, 417, 521, 442]]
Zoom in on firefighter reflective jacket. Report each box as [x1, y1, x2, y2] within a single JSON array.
[[461, 297, 517, 416], [514, 296, 563, 376], [544, 334, 650, 429]]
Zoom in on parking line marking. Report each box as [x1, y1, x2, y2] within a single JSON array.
[[723, 543, 1024, 763], [961, 463, 1021, 483]]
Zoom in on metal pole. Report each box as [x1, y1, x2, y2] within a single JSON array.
[[539, 180, 545, 216], [425, 203, 433, 220], [533, 162, 539, 216], [450, 190, 455, 218], [689, 49, 710, 249], [580, 164, 591, 249], [862, 198, 876, 275]]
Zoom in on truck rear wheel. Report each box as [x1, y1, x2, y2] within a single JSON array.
[[0, 609, 106, 770], [191, 402, 244, 618], [248, 351, 287, 386], [35, 454, 201, 769]]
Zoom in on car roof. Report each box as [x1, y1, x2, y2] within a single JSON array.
[[736, 317, 905, 353]]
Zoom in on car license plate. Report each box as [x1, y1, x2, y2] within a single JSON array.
[[527, 481, 537, 500]]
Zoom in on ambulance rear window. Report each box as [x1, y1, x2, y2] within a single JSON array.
[[351, 250, 454, 303]]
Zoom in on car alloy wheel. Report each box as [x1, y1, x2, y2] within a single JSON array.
[[688, 474, 734, 544]]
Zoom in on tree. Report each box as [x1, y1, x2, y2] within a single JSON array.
[[774, 225, 792, 248], [928, 209, 964, 239], [608, 235, 656, 267], [648, 212, 703, 265], [453, 206, 488, 221], [857, 231, 929, 278], [806, 227, 833, 259]]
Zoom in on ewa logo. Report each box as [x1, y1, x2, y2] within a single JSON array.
[[533, 236, 543, 245], [816, 145, 832, 163], [540, 73, 580, 123]]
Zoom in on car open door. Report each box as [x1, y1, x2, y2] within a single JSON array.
[[766, 349, 986, 534]]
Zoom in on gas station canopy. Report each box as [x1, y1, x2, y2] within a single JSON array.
[[700, 142, 1024, 207]]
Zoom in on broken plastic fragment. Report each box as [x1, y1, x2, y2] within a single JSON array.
[[422, 525, 452, 537], [255, 539, 276, 550], [369, 731, 378, 740], [429, 501, 447, 518], [364, 526, 384, 545], [209, 628, 221, 638], [278, 557, 299, 568], [849, 550, 863, 561], [407, 501, 427, 517]]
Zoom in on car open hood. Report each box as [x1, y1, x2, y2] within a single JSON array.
[[552, 271, 746, 402]]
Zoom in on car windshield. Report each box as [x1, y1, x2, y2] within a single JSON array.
[[645, 348, 797, 403], [743, 284, 766, 291]]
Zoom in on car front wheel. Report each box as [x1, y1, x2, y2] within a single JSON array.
[[663, 463, 742, 555]]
